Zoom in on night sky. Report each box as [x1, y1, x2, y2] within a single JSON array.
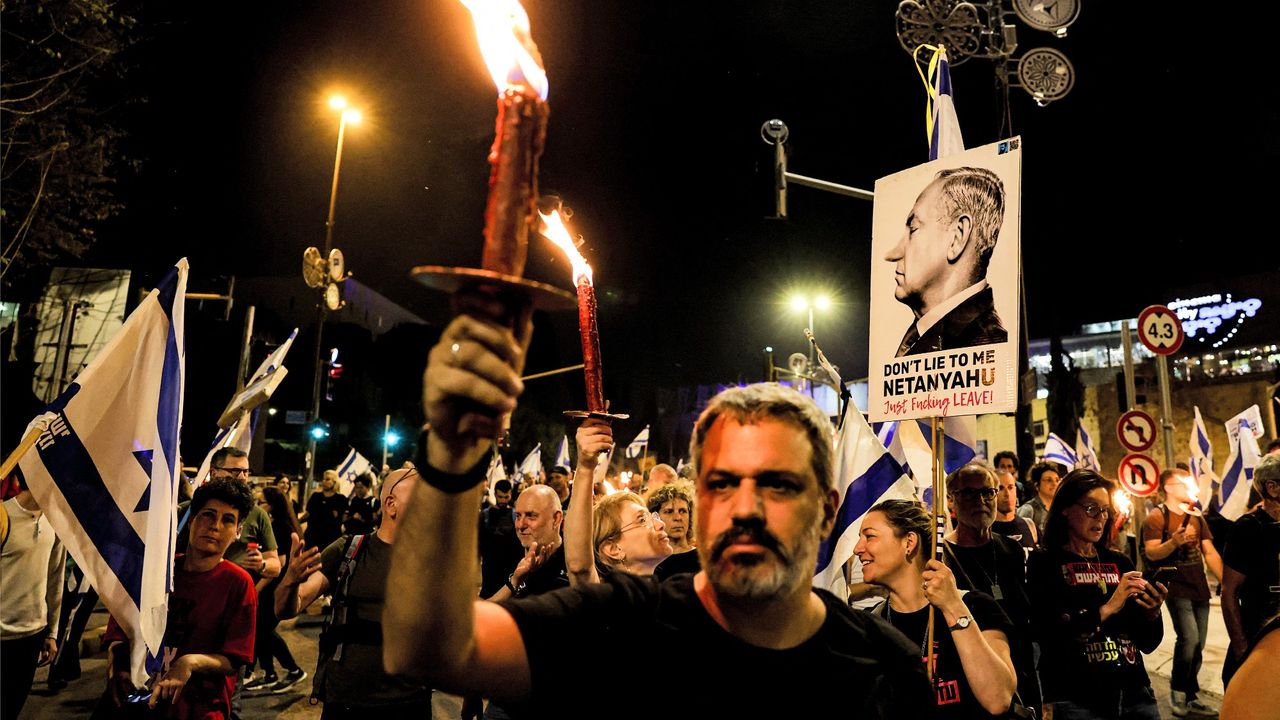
[[95, 1, 1280, 420]]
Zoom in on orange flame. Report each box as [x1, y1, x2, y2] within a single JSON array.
[[1180, 473, 1199, 501], [538, 210, 592, 285], [460, 0, 549, 100], [1112, 489, 1132, 517]]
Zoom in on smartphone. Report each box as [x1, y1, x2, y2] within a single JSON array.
[[1143, 566, 1177, 584]]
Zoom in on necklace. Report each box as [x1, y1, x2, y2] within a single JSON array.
[[1073, 546, 1108, 594], [886, 600, 932, 660]]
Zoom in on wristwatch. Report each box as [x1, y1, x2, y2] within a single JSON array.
[[949, 615, 973, 631]]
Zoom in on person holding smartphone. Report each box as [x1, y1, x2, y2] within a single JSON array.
[[1144, 469, 1224, 717], [1027, 470, 1168, 720]]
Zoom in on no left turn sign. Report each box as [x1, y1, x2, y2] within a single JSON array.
[[1117, 453, 1160, 497], [1116, 410, 1157, 453]]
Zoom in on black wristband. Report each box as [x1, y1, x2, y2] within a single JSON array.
[[414, 436, 489, 494]]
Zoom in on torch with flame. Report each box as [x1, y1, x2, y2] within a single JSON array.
[[410, 1, 573, 438], [1176, 473, 1204, 528], [1111, 489, 1133, 548], [539, 208, 626, 418], [463, 0, 549, 278]]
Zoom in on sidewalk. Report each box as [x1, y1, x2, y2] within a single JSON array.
[[1145, 595, 1227, 707]]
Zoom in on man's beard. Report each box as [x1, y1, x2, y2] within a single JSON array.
[[700, 516, 820, 601]]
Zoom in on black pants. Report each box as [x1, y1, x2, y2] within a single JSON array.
[[51, 568, 99, 683], [255, 581, 299, 675], [1, 632, 46, 720], [320, 697, 433, 720]]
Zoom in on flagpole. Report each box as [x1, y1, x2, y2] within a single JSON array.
[[927, 416, 944, 681], [0, 423, 46, 481]]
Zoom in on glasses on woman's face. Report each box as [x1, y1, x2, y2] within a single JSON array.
[[952, 487, 998, 502], [1074, 502, 1112, 519], [619, 510, 658, 534]]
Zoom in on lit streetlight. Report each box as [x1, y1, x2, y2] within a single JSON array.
[[306, 94, 362, 494], [788, 292, 833, 368]]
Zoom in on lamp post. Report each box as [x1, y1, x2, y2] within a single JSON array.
[[789, 293, 831, 369], [305, 96, 361, 495]]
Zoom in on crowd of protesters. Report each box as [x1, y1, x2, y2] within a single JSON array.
[[4, 364, 1279, 720]]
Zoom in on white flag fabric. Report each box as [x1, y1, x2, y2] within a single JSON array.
[[929, 47, 964, 161], [1075, 424, 1101, 472], [518, 443, 542, 479], [193, 328, 298, 486], [18, 259, 188, 688], [334, 447, 373, 496], [1189, 406, 1218, 510], [1219, 418, 1261, 521], [814, 407, 915, 598], [192, 409, 258, 489], [486, 450, 507, 505], [880, 416, 977, 509], [625, 425, 650, 459], [1042, 432, 1078, 470], [554, 435, 571, 469]]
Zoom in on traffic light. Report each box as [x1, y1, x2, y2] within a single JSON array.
[[383, 430, 402, 448], [325, 347, 342, 401], [309, 419, 331, 440]]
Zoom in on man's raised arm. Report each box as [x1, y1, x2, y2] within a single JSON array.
[[383, 308, 533, 699]]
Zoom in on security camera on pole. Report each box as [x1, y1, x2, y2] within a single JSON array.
[[301, 95, 360, 501]]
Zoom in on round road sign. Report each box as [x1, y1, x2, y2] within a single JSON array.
[[1117, 453, 1160, 497], [1137, 305, 1184, 355], [1116, 410, 1157, 453]]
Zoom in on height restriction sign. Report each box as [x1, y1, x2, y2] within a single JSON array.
[[1117, 453, 1160, 497], [1138, 305, 1184, 355]]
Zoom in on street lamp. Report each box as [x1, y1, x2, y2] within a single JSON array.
[[306, 94, 361, 495], [788, 292, 833, 368]]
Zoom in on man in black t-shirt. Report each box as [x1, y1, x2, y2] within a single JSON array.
[[302, 470, 348, 552], [1222, 454, 1280, 688], [344, 475, 379, 536], [277, 467, 430, 717], [943, 462, 1041, 712], [992, 469, 1037, 555], [478, 479, 524, 599], [385, 322, 931, 720]]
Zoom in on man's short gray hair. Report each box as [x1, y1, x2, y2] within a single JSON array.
[[935, 166, 1004, 273], [689, 383, 834, 493], [1255, 454, 1280, 495]]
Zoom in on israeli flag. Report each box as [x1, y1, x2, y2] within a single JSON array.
[[814, 406, 915, 598], [928, 46, 964, 161], [554, 435, 571, 468], [335, 447, 373, 495], [518, 443, 542, 479], [624, 425, 650, 459], [18, 259, 187, 688], [880, 416, 977, 508], [1075, 424, 1101, 472], [1189, 406, 1218, 510], [1219, 418, 1261, 521], [1042, 432, 1078, 470], [485, 449, 507, 505], [192, 328, 298, 487]]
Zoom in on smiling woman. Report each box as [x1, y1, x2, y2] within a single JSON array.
[[855, 499, 1017, 718]]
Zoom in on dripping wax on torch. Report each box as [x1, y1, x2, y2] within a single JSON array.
[[539, 210, 605, 412], [461, 0, 550, 278]]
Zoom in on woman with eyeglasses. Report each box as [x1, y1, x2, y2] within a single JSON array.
[[855, 499, 1017, 719], [564, 419, 672, 585], [1026, 469, 1167, 720]]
